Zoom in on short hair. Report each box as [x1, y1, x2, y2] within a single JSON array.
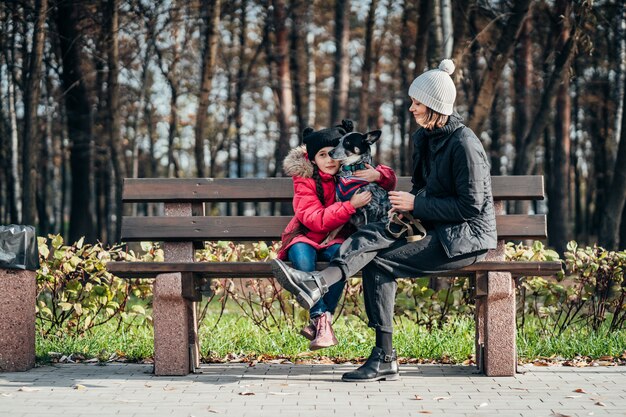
[[421, 107, 449, 130]]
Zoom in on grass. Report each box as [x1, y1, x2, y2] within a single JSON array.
[[35, 308, 626, 365]]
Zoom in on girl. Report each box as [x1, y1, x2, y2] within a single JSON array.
[[272, 60, 497, 381], [278, 120, 397, 350]]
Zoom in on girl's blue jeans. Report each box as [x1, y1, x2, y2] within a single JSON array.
[[287, 242, 345, 318]]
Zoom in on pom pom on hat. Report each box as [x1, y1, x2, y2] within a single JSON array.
[[438, 59, 455, 75], [302, 127, 314, 138], [408, 59, 457, 116]]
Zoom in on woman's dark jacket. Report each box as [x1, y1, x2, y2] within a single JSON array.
[[410, 113, 497, 258]]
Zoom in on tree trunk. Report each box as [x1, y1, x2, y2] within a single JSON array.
[[441, 0, 453, 58], [599, 67, 626, 249], [22, 0, 47, 227], [547, 0, 572, 255], [612, 3, 626, 165], [7, 37, 21, 224], [512, 15, 533, 214], [450, 0, 471, 80], [329, 0, 350, 125], [195, 0, 221, 178], [290, 0, 305, 135], [56, 0, 96, 243], [305, 2, 316, 127], [106, 0, 126, 242], [430, 0, 443, 67], [513, 4, 588, 177], [467, 0, 532, 133], [397, 0, 414, 176], [489, 89, 501, 175], [358, 0, 377, 131], [270, 0, 293, 178], [235, 0, 248, 214]]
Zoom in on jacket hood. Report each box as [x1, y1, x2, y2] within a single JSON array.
[[283, 145, 314, 178]]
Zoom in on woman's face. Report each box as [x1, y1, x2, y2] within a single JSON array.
[[409, 98, 428, 126], [313, 146, 340, 175]]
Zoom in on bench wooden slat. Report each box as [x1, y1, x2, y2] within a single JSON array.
[[106, 260, 562, 278], [120, 214, 547, 241], [122, 176, 545, 202]]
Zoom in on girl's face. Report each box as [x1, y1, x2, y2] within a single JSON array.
[[409, 98, 428, 126], [313, 146, 340, 175]]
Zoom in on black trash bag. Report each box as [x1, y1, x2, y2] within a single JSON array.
[[0, 225, 40, 271]]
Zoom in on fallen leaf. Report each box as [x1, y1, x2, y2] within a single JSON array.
[[418, 412, 432, 414], [163, 386, 176, 391], [598, 355, 613, 361], [144, 383, 152, 388], [268, 359, 286, 364], [433, 396, 450, 401], [594, 402, 605, 407], [565, 395, 581, 399], [18, 387, 39, 392], [574, 388, 587, 394], [72, 384, 87, 390], [412, 395, 423, 400], [239, 391, 255, 396]]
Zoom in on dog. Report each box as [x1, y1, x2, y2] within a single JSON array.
[[329, 130, 392, 228]]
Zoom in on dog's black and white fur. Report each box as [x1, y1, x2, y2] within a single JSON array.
[[329, 130, 392, 228]]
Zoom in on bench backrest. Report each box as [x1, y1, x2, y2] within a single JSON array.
[[120, 176, 546, 243]]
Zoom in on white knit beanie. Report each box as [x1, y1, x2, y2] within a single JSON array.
[[408, 59, 456, 116]]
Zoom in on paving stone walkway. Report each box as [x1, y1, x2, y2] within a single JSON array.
[[1, 363, 625, 417]]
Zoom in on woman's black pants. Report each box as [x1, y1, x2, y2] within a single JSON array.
[[330, 221, 486, 333]]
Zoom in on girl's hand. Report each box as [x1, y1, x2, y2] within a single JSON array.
[[350, 190, 372, 209], [388, 191, 415, 212], [353, 163, 381, 183]]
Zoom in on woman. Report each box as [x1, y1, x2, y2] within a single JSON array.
[[271, 59, 497, 382]]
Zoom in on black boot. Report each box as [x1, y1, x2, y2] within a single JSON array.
[[271, 259, 328, 309], [341, 347, 399, 382]]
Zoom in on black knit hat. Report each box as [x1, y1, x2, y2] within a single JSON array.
[[302, 119, 354, 159]]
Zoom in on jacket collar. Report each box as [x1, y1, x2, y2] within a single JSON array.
[[425, 112, 464, 155]]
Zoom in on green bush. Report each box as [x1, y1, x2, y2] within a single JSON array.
[[36, 235, 152, 336], [34, 236, 626, 338]]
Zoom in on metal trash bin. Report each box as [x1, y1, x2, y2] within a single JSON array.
[[0, 225, 38, 372]]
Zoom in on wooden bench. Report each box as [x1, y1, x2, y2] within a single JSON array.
[[106, 176, 562, 376]]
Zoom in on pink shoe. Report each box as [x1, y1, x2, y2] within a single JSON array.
[[299, 322, 316, 341], [309, 312, 338, 350]]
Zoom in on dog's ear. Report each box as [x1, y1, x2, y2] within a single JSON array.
[[340, 119, 354, 133], [364, 130, 382, 145]]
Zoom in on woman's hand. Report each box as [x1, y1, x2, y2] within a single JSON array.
[[350, 190, 372, 209], [388, 191, 414, 212], [353, 163, 381, 183]]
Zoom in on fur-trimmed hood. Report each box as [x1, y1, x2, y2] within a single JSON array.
[[283, 145, 314, 178]]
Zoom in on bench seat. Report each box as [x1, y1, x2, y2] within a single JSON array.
[[107, 260, 562, 279]]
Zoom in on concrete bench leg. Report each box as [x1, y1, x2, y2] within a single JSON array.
[[153, 272, 199, 375], [477, 270, 516, 376], [0, 269, 36, 372], [154, 202, 201, 376]]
